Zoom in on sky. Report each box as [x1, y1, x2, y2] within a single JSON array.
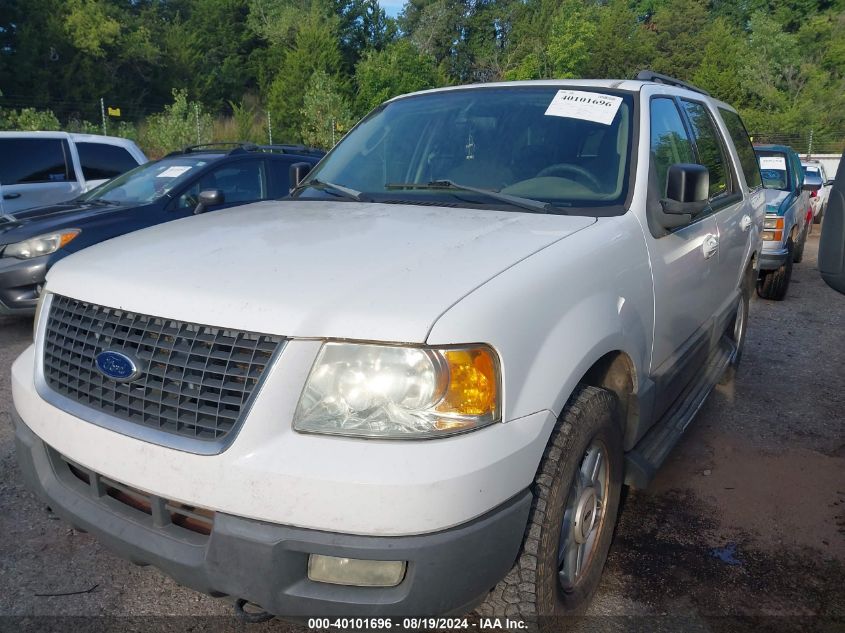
[[380, 0, 404, 17]]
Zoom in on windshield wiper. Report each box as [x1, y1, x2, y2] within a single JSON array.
[[385, 180, 559, 214], [294, 179, 367, 202], [86, 199, 120, 206]]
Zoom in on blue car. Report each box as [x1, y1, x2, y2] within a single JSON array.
[[0, 144, 324, 315], [754, 144, 814, 300]]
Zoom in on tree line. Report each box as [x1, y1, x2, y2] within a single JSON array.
[[1, 0, 843, 155]]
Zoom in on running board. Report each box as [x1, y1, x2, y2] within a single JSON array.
[[624, 336, 735, 488]]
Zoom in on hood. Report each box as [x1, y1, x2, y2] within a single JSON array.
[[762, 188, 794, 216], [46, 200, 596, 342], [0, 200, 138, 242]]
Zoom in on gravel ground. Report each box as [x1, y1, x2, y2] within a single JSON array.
[[0, 231, 842, 632]]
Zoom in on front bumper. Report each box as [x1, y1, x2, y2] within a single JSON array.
[[758, 244, 790, 271], [15, 411, 531, 616], [0, 254, 47, 315]]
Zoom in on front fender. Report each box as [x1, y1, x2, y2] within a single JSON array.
[[426, 214, 654, 432]]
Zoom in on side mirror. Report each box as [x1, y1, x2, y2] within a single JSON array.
[[289, 162, 312, 191], [659, 163, 709, 224], [193, 189, 224, 215], [818, 151, 845, 294], [802, 173, 823, 192]]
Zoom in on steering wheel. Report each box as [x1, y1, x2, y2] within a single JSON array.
[[536, 163, 602, 190]]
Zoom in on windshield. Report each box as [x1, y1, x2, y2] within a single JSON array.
[[78, 156, 214, 205], [298, 87, 634, 215], [757, 151, 790, 190]]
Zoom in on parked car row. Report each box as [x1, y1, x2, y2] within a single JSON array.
[[4, 73, 831, 622], [753, 144, 821, 300], [802, 159, 833, 224], [0, 143, 324, 315]]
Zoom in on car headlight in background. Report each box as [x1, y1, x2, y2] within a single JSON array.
[[293, 342, 500, 439], [762, 216, 784, 242], [2, 229, 80, 259]]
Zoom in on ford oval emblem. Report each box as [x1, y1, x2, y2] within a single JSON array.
[[95, 350, 141, 382]]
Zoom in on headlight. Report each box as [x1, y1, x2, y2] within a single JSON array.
[[293, 342, 501, 439], [2, 229, 80, 259], [763, 216, 784, 230]]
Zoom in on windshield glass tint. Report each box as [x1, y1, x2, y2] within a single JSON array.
[[304, 87, 634, 213], [79, 157, 212, 204], [756, 151, 790, 190]]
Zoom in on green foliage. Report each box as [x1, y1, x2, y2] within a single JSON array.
[[545, 0, 598, 79], [300, 71, 354, 149], [63, 0, 121, 58], [265, 8, 345, 143], [138, 89, 213, 158], [0, 0, 842, 148], [0, 107, 61, 131], [354, 40, 443, 115]]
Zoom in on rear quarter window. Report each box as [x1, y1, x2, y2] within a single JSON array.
[[76, 142, 140, 181], [718, 108, 762, 191], [0, 138, 75, 185]]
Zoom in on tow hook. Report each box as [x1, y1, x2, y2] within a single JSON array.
[[233, 598, 274, 623]]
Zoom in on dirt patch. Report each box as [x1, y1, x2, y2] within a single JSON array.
[[650, 436, 845, 559], [603, 488, 845, 621]]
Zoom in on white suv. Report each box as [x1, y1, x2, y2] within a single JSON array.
[[0, 132, 146, 213], [12, 75, 764, 619]]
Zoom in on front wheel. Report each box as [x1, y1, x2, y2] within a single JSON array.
[[478, 385, 623, 618], [757, 239, 794, 301], [720, 264, 753, 385], [793, 227, 807, 263]]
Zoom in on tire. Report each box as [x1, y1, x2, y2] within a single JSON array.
[[477, 385, 623, 620], [720, 264, 753, 385], [793, 228, 806, 263], [757, 238, 794, 301]]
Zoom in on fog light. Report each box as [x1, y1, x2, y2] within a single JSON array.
[[307, 554, 406, 587]]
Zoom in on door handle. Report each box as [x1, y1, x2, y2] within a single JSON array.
[[2, 193, 21, 200], [740, 214, 752, 232], [702, 234, 719, 259]]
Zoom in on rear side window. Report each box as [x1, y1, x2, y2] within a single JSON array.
[[0, 138, 75, 185], [649, 98, 696, 198], [681, 100, 732, 200], [76, 142, 139, 181], [718, 108, 762, 191]]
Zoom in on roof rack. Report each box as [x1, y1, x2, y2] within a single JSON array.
[[167, 142, 325, 157], [248, 144, 325, 157], [635, 70, 710, 96]]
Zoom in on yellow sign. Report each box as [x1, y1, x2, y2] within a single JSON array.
[[107, 107, 121, 117]]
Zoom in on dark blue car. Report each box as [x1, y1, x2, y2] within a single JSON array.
[[0, 144, 323, 315]]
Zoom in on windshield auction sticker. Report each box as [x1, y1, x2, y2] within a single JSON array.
[[544, 90, 623, 125], [759, 156, 787, 171], [156, 165, 193, 178]]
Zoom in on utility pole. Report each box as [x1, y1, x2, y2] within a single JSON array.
[[267, 110, 273, 145], [808, 129, 814, 157], [194, 104, 201, 145], [100, 97, 107, 136]]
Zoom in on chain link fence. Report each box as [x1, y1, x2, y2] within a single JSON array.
[[749, 130, 845, 156]]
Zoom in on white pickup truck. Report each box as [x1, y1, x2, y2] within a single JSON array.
[[12, 74, 764, 619], [0, 131, 146, 213]]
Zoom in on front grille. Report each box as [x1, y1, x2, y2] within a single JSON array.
[[42, 294, 283, 444]]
